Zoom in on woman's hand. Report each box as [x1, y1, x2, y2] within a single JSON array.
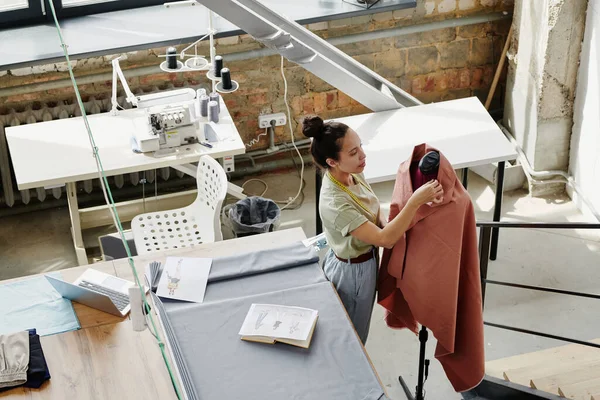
[[408, 180, 443, 207]]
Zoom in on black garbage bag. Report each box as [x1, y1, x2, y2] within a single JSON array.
[[228, 196, 281, 236]]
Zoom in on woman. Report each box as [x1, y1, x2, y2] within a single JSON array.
[[302, 115, 443, 344]]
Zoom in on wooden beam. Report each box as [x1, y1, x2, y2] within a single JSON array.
[[485, 24, 514, 110]]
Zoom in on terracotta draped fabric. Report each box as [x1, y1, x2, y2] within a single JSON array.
[[377, 143, 484, 392]]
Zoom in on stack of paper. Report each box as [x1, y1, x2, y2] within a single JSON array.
[[145, 261, 164, 293], [238, 304, 318, 349]]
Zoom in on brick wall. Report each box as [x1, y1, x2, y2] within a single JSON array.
[[0, 0, 513, 151]]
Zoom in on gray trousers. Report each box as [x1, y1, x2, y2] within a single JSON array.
[[323, 249, 377, 345]]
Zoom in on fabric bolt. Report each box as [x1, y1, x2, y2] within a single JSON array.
[[0, 330, 29, 389], [377, 143, 484, 393], [322, 248, 378, 344]]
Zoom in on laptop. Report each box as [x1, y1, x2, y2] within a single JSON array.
[[45, 268, 138, 317]]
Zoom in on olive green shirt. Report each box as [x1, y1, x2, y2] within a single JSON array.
[[319, 172, 380, 260]]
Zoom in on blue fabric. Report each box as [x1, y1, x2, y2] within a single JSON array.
[[0, 272, 80, 336], [322, 248, 378, 344]]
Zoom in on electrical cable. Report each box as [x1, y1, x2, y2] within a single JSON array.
[[241, 179, 268, 197], [245, 127, 269, 148], [47, 4, 183, 399], [279, 56, 305, 211], [238, 56, 306, 210]]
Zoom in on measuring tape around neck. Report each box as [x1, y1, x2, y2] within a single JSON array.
[[326, 172, 377, 223]]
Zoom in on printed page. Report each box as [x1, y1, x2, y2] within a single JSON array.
[[239, 304, 318, 341], [156, 257, 212, 303]]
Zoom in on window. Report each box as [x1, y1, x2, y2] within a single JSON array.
[[0, 0, 43, 27], [0, 0, 174, 28], [0, 0, 29, 12]]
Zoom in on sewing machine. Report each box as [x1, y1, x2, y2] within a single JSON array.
[[131, 100, 200, 153], [111, 58, 218, 154]]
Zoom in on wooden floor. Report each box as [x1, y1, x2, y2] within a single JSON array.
[[486, 339, 600, 400]]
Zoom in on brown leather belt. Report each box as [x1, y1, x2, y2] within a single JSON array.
[[334, 249, 375, 264]]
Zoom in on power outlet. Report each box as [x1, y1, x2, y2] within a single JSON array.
[[258, 113, 287, 128], [223, 155, 234, 173]]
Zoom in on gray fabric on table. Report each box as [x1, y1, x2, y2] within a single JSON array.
[[165, 282, 388, 400], [151, 242, 318, 289], [159, 242, 326, 313], [207, 241, 320, 282], [150, 242, 327, 400], [152, 242, 387, 400], [151, 291, 200, 400]]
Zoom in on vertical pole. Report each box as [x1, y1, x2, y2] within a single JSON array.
[[67, 182, 88, 265], [415, 326, 428, 400], [490, 161, 505, 260], [209, 11, 216, 93], [479, 226, 492, 309], [462, 168, 469, 189], [315, 169, 322, 235]]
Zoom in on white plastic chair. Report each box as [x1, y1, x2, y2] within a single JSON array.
[[131, 155, 228, 254]]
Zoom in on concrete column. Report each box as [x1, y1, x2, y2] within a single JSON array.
[[503, 0, 587, 195]]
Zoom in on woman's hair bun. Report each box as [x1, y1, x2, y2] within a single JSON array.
[[302, 115, 324, 139]]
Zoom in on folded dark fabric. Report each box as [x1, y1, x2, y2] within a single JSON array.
[[24, 329, 51, 389]]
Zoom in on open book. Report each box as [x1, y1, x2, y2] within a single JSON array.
[[238, 304, 318, 349]]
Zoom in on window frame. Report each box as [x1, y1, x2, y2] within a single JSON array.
[[0, 0, 175, 28], [0, 0, 45, 27]]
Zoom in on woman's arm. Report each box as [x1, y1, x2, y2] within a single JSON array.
[[351, 180, 443, 249], [351, 202, 419, 249]]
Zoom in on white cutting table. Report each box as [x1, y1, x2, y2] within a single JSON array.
[[6, 99, 245, 265], [317, 97, 517, 259]]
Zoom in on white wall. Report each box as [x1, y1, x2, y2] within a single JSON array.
[[570, 0, 600, 219], [504, 0, 587, 199], [504, 0, 548, 164]]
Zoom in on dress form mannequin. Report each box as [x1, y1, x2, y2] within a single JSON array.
[[400, 150, 439, 400], [410, 150, 440, 190]]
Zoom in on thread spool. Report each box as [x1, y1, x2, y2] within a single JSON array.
[[199, 94, 209, 117], [166, 47, 177, 70], [209, 92, 220, 113], [208, 100, 219, 123], [128, 287, 146, 332], [221, 68, 232, 90], [197, 88, 207, 98], [214, 55, 223, 77]]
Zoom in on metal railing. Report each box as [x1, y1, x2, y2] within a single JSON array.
[[477, 221, 600, 349]]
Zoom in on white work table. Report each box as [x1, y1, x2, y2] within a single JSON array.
[[318, 97, 517, 259], [6, 100, 244, 190], [5, 100, 245, 265]]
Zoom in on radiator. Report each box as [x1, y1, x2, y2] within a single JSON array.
[[0, 93, 191, 209]]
